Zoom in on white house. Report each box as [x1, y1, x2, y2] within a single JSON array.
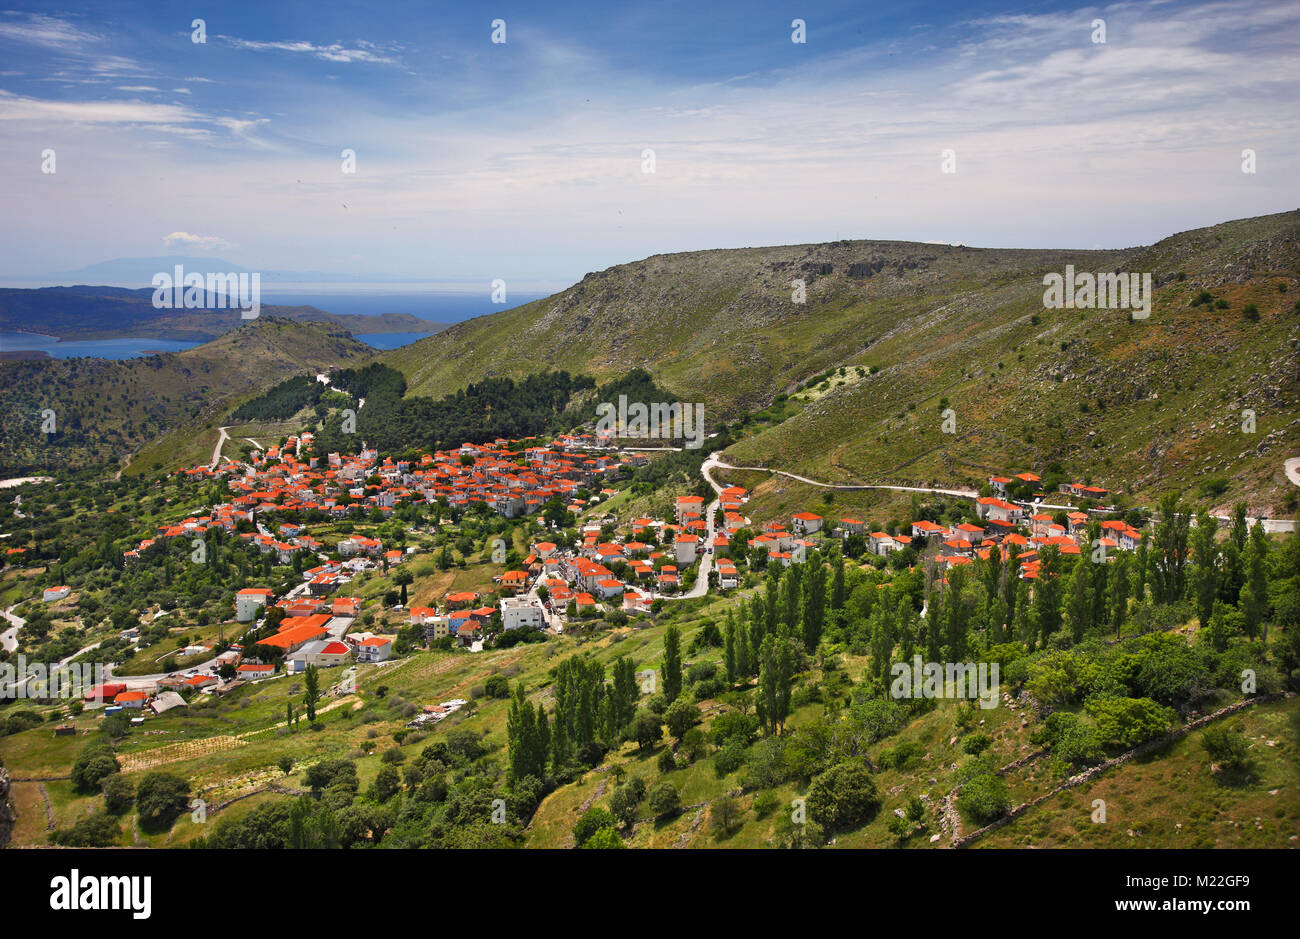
[[42, 585, 71, 603]]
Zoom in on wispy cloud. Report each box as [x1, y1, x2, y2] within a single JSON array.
[[0, 12, 99, 48], [220, 36, 399, 64]]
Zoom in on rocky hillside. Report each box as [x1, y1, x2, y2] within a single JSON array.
[[385, 210, 1299, 511], [0, 318, 375, 476]]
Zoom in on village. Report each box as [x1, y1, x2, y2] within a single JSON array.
[[72, 420, 1139, 720]]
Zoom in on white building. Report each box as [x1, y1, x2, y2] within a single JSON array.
[[500, 596, 545, 631]]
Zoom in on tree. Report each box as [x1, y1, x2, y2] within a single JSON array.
[[1240, 521, 1270, 640], [304, 664, 320, 723], [368, 766, 401, 803], [805, 762, 880, 833], [1108, 550, 1131, 637], [71, 742, 120, 793], [135, 772, 190, 832], [756, 635, 797, 736], [277, 756, 294, 776], [663, 698, 699, 742], [1150, 493, 1191, 603], [710, 793, 742, 836], [101, 774, 136, 814], [662, 625, 682, 702], [1190, 510, 1221, 628], [1065, 552, 1093, 644], [629, 710, 663, 753], [647, 780, 681, 817]]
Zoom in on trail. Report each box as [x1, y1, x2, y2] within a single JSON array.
[[704, 456, 979, 499]]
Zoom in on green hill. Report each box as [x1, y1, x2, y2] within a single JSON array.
[[385, 210, 1300, 513]]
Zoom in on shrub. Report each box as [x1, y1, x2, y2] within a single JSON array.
[[957, 773, 1009, 824], [1202, 723, 1251, 772], [961, 732, 992, 756]]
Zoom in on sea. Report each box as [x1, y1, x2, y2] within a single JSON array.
[[0, 289, 550, 360]]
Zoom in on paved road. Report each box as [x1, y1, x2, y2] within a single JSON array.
[[1285, 457, 1300, 489]]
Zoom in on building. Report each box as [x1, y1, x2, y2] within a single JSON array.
[[790, 512, 824, 535], [355, 636, 393, 663], [288, 640, 351, 672], [235, 587, 274, 622], [501, 596, 545, 630], [42, 585, 71, 603]]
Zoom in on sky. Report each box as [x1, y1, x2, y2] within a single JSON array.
[[0, 0, 1297, 289]]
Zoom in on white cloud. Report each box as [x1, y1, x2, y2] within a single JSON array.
[[162, 232, 231, 252]]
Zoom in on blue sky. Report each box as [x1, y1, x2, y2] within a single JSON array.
[[1, 0, 1297, 288]]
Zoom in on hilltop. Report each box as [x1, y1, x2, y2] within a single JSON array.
[[0, 318, 374, 476], [386, 210, 1300, 512]]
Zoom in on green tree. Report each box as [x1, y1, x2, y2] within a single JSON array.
[[304, 664, 320, 723], [805, 762, 880, 833], [135, 772, 190, 832], [756, 634, 797, 736]]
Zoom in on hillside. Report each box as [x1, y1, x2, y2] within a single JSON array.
[[385, 210, 1300, 512], [0, 318, 374, 476], [0, 285, 444, 341]]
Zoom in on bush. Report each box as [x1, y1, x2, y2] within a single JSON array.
[[580, 826, 625, 849], [49, 811, 121, 847], [957, 773, 1010, 824], [961, 732, 992, 756], [574, 807, 617, 846], [1202, 723, 1251, 772], [657, 748, 677, 773], [805, 762, 880, 833]]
